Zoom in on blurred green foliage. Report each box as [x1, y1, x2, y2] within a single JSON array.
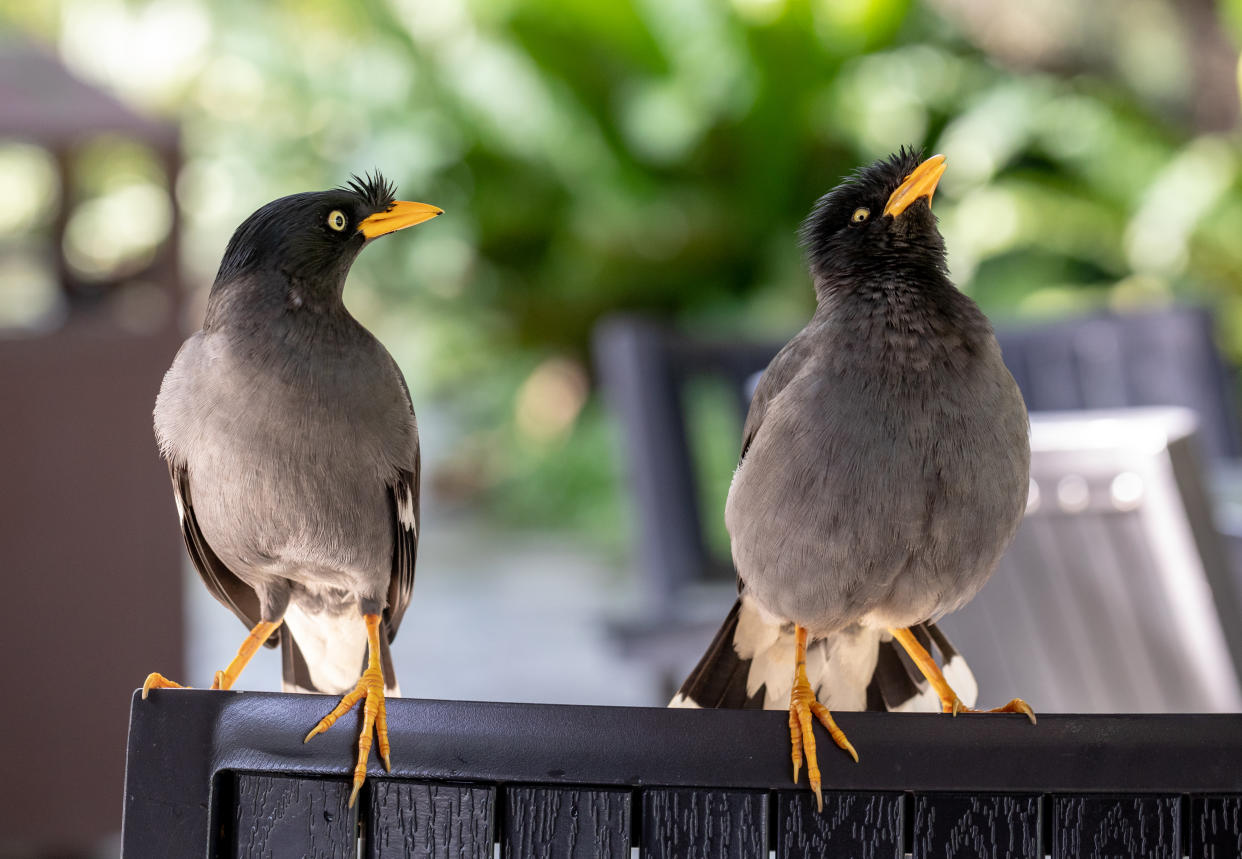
[[5, 0, 1242, 555]]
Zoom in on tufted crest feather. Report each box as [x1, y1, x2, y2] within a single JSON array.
[[344, 171, 398, 211], [841, 145, 924, 198]]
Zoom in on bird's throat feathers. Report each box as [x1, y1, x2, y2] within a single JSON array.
[[808, 222, 952, 304], [205, 265, 350, 332], [814, 273, 992, 372]]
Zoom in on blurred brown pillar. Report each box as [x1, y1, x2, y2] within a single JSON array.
[[0, 319, 184, 850]]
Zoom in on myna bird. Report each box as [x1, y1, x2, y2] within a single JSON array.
[[671, 150, 1034, 809], [142, 173, 441, 805]]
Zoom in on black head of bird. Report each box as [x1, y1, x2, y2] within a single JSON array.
[[207, 172, 442, 322], [800, 148, 949, 295]]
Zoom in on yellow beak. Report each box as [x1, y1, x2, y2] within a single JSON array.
[[358, 201, 444, 240], [882, 154, 947, 218]]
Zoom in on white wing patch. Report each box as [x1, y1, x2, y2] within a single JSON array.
[[396, 482, 417, 537]]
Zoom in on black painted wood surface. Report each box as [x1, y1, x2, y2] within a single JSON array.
[[231, 773, 354, 859], [503, 785, 630, 858], [122, 692, 1242, 858], [1191, 795, 1242, 859], [1053, 794, 1181, 859], [776, 790, 902, 859], [367, 781, 494, 859], [913, 793, 1040, 859], [643, 788, 767, 859]]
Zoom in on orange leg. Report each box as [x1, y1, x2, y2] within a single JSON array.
[[304, 613, 390, 807], [888, 627, 1036, 723], [789, 625, 858, 812], [142, 619, 282, 698], [211, 620, 282, 690]]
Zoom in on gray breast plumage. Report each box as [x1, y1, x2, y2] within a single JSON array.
[[726, 311, 1030, 637], [154, 314, 416, 602]]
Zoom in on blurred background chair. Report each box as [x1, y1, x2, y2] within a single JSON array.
[[595, 307, 1242, 704], [939, 407, 1242, 712], [999, 307, 1242, 458]]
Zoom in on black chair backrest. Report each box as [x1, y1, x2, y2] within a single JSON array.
[[123, 690, 1242, 858], [593, 316, 777, 605], [997, 307, 1241, 458]]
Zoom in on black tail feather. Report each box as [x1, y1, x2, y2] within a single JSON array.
[[281, 627, 318, 692], [867, 621, 975, 712], [868, 634, 925, 709], [672, 599, 765, 708]]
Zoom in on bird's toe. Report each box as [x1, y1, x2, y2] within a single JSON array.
[[987, 697, 1037, 724], [141, 672, 187, 699], [306, 662, 390, 808]]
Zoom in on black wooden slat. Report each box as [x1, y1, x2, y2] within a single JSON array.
[[775, 790, 902, 859], [1191, 795, 1242, 859], [1022, 334, 1084, 411], [231, 773, 355, 858], [1072, 323, 1128, 408], [643, 788, 767, 859], [367, 781, 494, 859], [1052, 795, 1180, 859], [503, 786, 630, 859], [995, 330, 1031, 401], [913, 793, 1040, 859]]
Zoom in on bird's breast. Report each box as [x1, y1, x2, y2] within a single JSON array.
[[727, 346, 1029, 635], [155, 329, 412, 589]]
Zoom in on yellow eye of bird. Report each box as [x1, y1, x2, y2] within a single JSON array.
[[851, 207, 870, 223], [327, 210, 348, 232]]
